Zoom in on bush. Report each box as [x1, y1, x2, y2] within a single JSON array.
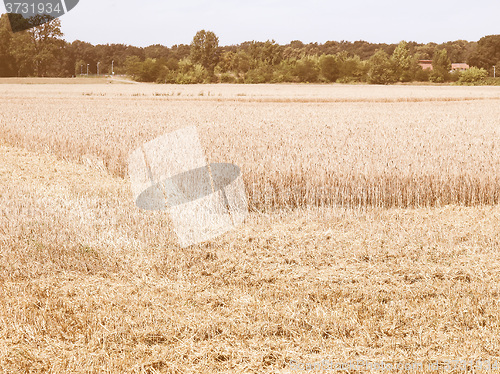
[[319, 55, 339, 82], [414, 67, 431, 82], [243, 66, 274, 83], [219, 72, 236, 83], [482, 77, 500, 86], [429, 71, 446, 83], [244, 69, 267, 83], [293, 58, 319, 82], [156, 67, 177, 84], [174, 63, 209, 84], [449, 70, 462, 82], [336, 76, 357, 84], [457, 67, 488, 84]]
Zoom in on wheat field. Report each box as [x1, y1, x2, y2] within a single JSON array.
[[1, 83, 500, 210], [1, 82, 500, 373]]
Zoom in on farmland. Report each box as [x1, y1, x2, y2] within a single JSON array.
[[1, 82, 500, 372]]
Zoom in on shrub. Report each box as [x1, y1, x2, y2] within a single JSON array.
[[293, 58, 319, 83], [319, 55, 340, 82], [457, 67, 488, 85], [219, 72, 236, 83], [414, 66, 431, 82]]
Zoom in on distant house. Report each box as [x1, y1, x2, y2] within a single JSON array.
[[451, 63, 469, 71], [418, 60, 433, 70], [418, 60, 470, 72]]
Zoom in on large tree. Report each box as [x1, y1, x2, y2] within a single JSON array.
[[30, 15, 65, 76], [392, 41, 414, 82], [468, 34, 500, 71], [10, 15, 65, 77], [190, 30, 219, 74], [0, 14, 15, 76]]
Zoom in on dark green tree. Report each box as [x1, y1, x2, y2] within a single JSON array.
[[144, 44, 170, 60], [0, 14, 15, 76], [10, 30, 36, 76], [9, 15, 65, 77], [124, 55, 143, 79], [190, 30, 219, 75], [29, 15, 64, 76], [293, 57, 319, 82], [319, 54, 340, 82], [414, 43, 438, 60], [468, 35, 500, 71]]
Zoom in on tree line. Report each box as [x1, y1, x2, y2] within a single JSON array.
[[1, 14, 499, 84]]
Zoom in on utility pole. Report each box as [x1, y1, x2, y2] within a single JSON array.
[[112, 60, 114, 75], [87, 64, 89, 76], [494, 65, 496, 78], [97, 62, 100, 76]]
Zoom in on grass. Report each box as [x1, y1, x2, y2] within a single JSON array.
[[1, 83, 500, 372]]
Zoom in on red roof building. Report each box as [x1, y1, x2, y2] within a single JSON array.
[[418, 60, 470, 72], [418, 60, 433, 71], [451, 63, 469, 71]]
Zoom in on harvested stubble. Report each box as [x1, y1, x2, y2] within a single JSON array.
[[1, 84, 500, 211], [2, 143, 500, 373]]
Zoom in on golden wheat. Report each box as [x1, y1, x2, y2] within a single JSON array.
[[1, 84, 500, 211]]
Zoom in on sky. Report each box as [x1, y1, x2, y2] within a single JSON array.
[[1, 0, 500, 47]]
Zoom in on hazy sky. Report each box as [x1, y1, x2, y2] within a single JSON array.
[[2, 0, 499, 46]]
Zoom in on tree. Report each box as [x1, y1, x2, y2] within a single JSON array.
[[216, 51, 234, 73], [440, 39, 476, 64], [30, 15, 64, 76], [231, 51, 251, 73], [392, 41, 413, 82], [10, 31, 36, 76], [458, 67, 488, 84], [137, 58, 162, 82], [261, 40, 283, 65], [319, 54, 340, 82], [75, 59, 86, 76], [293, 57, 319, 82], [414, 42, 438, 60], [124, 56, 142, 78], [10, 15, 65, 77], [144, 44, 170, 60], [367, 49, 397, 84], [0, 14, 15, 76], [243, 40, 282, 67], [430, 49, 451, 82], [190, 30, 219, 75], [338, 53, 365, 81], [468, 35, 500, 70]]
